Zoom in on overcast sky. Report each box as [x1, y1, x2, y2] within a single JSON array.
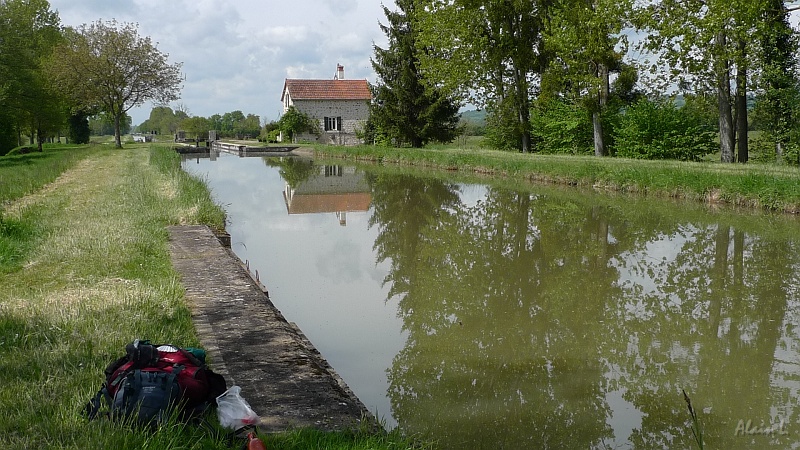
[[48, 0, 390, 126]]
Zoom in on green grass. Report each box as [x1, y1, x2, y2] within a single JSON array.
[[310, 143, 800, 213], [0, 145, 418, 449], [0, 143, 93, 204]]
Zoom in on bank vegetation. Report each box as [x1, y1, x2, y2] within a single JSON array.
[[310, 143, 800, 214]]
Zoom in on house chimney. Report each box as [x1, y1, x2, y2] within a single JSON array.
[[335, 64, 344, 80]]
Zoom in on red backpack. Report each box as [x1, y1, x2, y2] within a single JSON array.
[[85, 340, 227, 425]]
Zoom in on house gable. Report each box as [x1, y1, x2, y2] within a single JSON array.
[[280, 66, 372, 146]]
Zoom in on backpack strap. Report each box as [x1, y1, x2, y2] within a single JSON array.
[[84, 384, 112, 420], [171, 364, 185, 379], [103, 355, 129, 380], [176, 347, 205, 368]]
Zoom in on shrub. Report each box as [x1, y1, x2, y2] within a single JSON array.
[[614, 98, 717, 161], [483, 98, 523, 151], [530, 99, 594, 155]]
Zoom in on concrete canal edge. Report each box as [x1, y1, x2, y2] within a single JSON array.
[[167, 225, 378, 433]]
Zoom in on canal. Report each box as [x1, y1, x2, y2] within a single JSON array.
[[182, 151, 800, 449]]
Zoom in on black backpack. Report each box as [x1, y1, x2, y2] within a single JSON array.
[[85, 340, 227, 426]]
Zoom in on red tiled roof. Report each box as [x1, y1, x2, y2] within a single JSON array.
[[282, 79, 371, 101]]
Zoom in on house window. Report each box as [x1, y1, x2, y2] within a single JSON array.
[[324, 116, 342, 132]]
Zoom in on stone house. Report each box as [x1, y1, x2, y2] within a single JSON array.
[[280, 64, 372, 146]]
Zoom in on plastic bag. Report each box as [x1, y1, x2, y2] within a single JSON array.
[[216, 385, 260, 430]]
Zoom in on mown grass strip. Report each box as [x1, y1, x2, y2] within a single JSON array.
[[0, 144, 93, 204]]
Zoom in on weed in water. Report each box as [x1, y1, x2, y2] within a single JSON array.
[[683, 389, 704, 450]]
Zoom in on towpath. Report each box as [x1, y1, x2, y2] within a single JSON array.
[[167, 225, 376, 432]]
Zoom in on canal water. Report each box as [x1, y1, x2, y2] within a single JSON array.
[[182, 151, 800, 449]]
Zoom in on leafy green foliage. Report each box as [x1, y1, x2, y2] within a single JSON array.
[[258, 120, 280, 141], [531, 99, 594, 155], [278, 106, 316, 141], [138, 106, 187, 136], [483, 98, 524, 152], [198, 110, 261, 139], [89, 112, 132, 136], [416, 0, 546, 152], [753, 0, 800, 163], [47, 20, 183, 148], [67, 111, 91, 144], [615, 98, 717, 161], [0, 0, 68, 154], [181, 116, 212, 140], [544, 0, 632, 156]]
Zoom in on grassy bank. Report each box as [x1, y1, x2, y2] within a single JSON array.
[[0, 145, 416, 449], [309, 144, 800, 213]]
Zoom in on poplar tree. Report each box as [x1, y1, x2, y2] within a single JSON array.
[[757, 0, 800, 162], [545, 0, 632, 156], [635, 0, 765, 163], [416, 0, 549, 153], [370, 0, 461, 148]]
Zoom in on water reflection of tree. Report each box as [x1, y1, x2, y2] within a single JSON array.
[[612, 225, 798, 449], [263, 156, 315, 189], [372, 180, 633, 448], [367, 169, 800, 449], [367, 173, 462, 305]]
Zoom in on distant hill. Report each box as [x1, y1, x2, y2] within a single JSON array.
[[460, 109, 486, 125], [673, 94, 755, 110]]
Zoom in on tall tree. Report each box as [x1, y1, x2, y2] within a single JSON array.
[[756, 0, 800, 162], [138, 106, 179, 136], [370, 0, 461, 148], [635, 0, 762, 163], [545, 0, 632, 156], [416, 0, 550, 153], [46, 20, 182, 148], [0, 0, 65, 152]]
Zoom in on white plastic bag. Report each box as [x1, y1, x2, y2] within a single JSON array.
[[216, 385, 260, 430]]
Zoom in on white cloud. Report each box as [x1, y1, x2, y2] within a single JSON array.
[[48, 0, 386, 125]]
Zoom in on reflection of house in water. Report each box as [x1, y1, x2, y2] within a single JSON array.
[[283, 165, 371, 226]]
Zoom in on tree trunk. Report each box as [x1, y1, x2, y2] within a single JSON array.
[[736, 40, 748, 163], [593, 62, 609, 157], [513, 67, 531, 153], [592, 112, 604, 157], [36, 126, 44, 152], [114, 113, 122, 148], [732, 229, 744, 288], [716, 32, 735, 163]]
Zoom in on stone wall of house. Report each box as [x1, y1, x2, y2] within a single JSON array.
[[289, 99, 370, 146]]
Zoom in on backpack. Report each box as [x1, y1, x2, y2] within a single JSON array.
[[85, 339, 227, 426]]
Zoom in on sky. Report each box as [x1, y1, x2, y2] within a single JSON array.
[[44, 1, 800, 128], [48, 0, 391, 126]]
